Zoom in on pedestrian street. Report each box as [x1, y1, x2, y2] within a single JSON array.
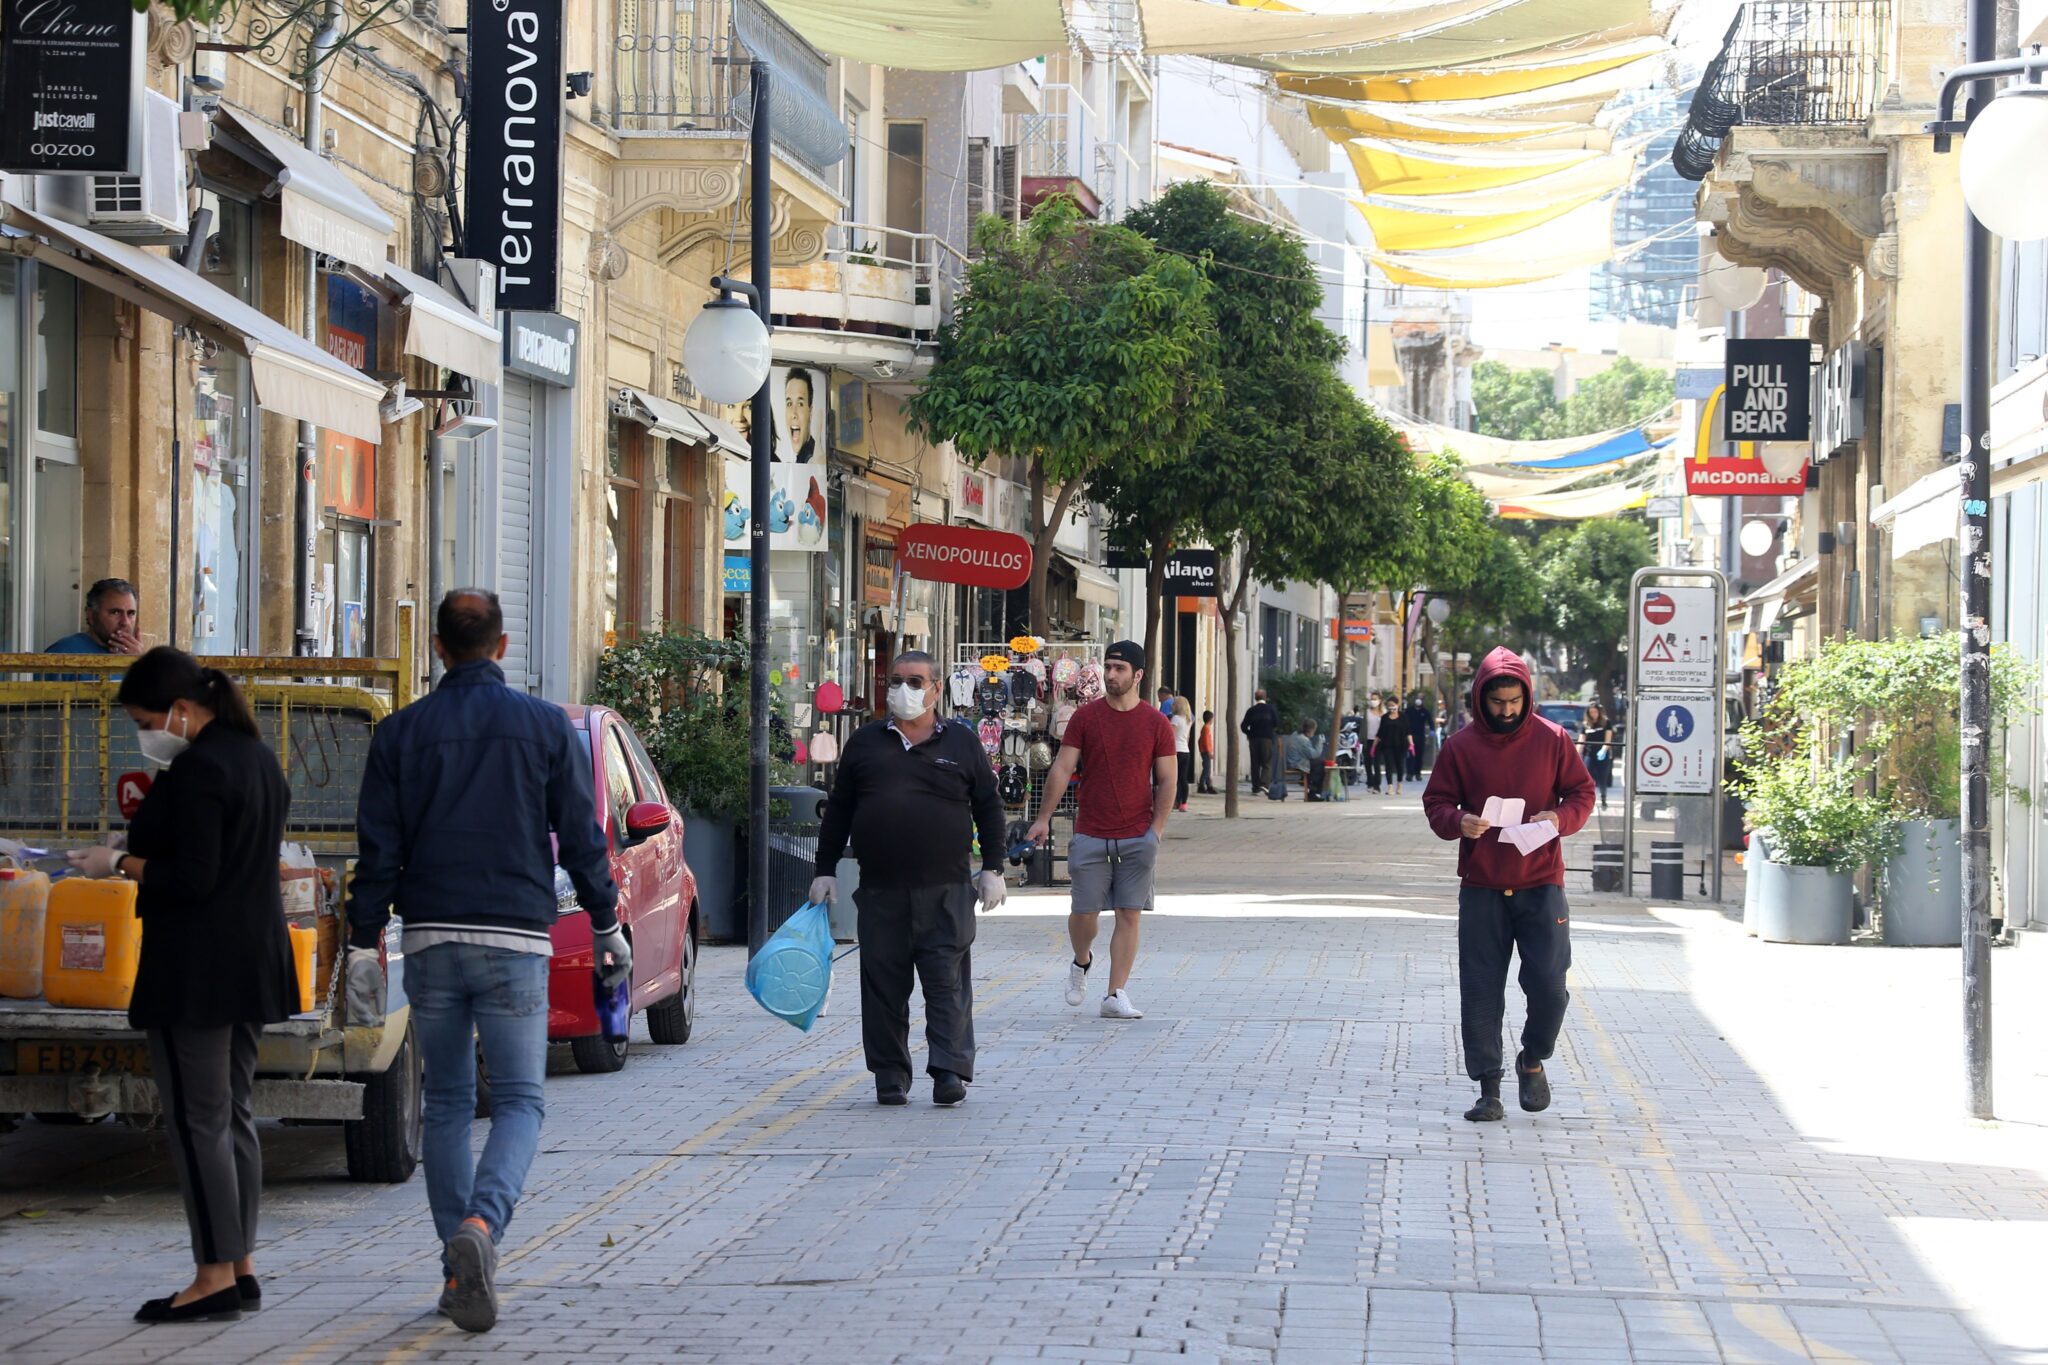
[[5, 792, 2047, 1363]]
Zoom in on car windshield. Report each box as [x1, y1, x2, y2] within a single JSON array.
[[1539, 703, 1585, 730]]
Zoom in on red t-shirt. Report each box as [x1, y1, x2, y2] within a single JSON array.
[[1063, 698, 1176, 838]]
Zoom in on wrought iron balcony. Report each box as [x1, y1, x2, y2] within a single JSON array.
[[611, 0, 844, 183], [1673, 0, 1892, 180]]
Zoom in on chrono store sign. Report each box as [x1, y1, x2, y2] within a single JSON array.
[[0, 0, 147, 175], [1723, 338, 1813, 441], [466, 0, 565, 313]]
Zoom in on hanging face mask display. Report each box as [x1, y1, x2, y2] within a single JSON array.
[[137, 708, 191, 770], [887, 682, 929, 722]]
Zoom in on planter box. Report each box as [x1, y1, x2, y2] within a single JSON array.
[[1881, 818, 1962, 947], [685, 817, 741, 944], [1754, 859, 1854, 944]]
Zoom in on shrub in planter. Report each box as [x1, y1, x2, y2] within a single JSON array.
[[1258, 669, 1336, 735]]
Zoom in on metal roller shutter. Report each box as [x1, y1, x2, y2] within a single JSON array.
[[497, 375, 538, 690]]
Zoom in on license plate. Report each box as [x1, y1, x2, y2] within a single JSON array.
[[15, 1041, 152, 1075]]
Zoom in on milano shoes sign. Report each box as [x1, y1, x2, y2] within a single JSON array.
[[467, 0, 564, 313], [0, 0, 146, 175]]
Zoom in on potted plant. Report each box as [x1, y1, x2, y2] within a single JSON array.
[[589, 628, 792, 943], [1732, 738, 1895, 944], [1763, 633, 2029, 945]]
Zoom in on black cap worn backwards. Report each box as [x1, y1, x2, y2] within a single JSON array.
[[1104, 640, 1146, 671]]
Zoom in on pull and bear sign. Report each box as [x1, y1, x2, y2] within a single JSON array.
[[1723, 339, 1812, 441]]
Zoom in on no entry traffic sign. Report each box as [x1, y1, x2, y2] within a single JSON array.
[[1642, 591, 1676, 625]]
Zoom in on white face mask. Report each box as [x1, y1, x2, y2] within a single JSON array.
[[887, 681, 931, 722], [137, 708, 190, 770]]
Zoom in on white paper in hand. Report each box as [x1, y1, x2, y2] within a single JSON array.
[[1481, 796, 1525, 827], [1500, 821, 1559, 856]]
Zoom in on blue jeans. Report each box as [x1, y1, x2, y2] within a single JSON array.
[[407, 943, 548, 1253]]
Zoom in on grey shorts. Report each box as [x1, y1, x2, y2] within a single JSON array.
[[1068, 830, 1161, 913]]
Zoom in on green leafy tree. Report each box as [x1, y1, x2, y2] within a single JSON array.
[[1117, 181, 1350, 814], [909, 194, 1222, 632], [1427, 523, 1543, 716], [1561, 356, 1675, 434], [1529, 518, 1657, 707], [1472, 361, 1564, 440]]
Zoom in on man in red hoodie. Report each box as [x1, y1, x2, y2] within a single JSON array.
[[1422, 648, 1595, 1122]]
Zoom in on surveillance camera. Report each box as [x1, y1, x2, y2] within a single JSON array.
[[566, 71, 594, 99]]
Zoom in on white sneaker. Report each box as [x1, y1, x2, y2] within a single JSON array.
[[1101, 989, 1143, 1020], [1065, 958, 1091, 1007]]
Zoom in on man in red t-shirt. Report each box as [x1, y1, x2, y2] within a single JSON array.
[[1028, 640, 1177, 1019]]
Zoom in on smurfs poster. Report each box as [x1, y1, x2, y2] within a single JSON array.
[[724, 457, 827, 552]]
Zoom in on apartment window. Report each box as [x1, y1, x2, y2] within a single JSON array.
[[1297, 618, 1321, 673], [662, 441, 699, 628], [842, 96, 865, 226], [1260, 604, 1287, 672], [606, 421, 646, 639], [885, 120, 925, 263]]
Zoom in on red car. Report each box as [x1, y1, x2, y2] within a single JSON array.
[[549, 704, 701, 1073]]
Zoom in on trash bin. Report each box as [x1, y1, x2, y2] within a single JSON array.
[[1591, 843, 1625, 893], [1649, 840, 1684, 900]]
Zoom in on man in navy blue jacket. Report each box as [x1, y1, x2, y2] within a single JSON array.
[[347, 590, 621, 1333]]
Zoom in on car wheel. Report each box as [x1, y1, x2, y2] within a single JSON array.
[[345, 1018, 423, 1183], [570, 1030, 628, 1073], [648, 906, 698, 1045]]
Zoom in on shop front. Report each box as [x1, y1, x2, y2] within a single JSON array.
[[486, 311, 579, 696]]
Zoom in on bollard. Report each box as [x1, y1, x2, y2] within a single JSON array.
[[1591, 843, 1625, 893], [1650, 840, 1685, 900]]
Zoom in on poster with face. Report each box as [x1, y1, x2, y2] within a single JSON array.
[[774, 365, 825, 463], [724, 456, 827, 552]]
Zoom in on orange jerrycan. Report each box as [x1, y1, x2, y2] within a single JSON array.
[[288, 923, 316, 1014], [42, 877, 142, 1010], [0, 860, 53, 999]]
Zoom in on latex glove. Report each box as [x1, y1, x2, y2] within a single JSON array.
[[343, 947, 385, 1028], [592, 924, 633, 993], [975, 870, 1007, 912], [808, 875, 837, 906], [65, 845, 124, 879]]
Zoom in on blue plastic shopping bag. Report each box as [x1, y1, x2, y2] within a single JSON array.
[[745, 900, 834, 1031]]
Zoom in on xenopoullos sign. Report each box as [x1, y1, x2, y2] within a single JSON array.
[[896, 524, 1032, 590]]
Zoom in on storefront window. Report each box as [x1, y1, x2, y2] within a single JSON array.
[[35, 269, 76, 441], [190, 193, 257, 653], [662, 442, 697, 629], [606, 422, 644, 639]]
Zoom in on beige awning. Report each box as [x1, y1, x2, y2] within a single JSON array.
[[1060, 557, 1121, 608], [5, 204, 384, 442], [694, 409, 749, 458], [211, 105, 394, 275], [1873, 465, 1962, 560], [1744, 556, 1818, 632], [617, 388, 747, 456], [376, 263, 502, 384]]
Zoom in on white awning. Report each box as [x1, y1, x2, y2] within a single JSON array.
[[211, 106, 395, 275], [376, 262, 502, 383], [5, 204, 384, 443], [1059, 557, 1121, 608], [1743, 556, 1818, 633], [1873, 465, 1962, 560], [617, 388, 748, 456]]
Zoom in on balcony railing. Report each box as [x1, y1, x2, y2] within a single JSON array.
[[611, 0, 844, 182], [1673, 1, 1891, 180], [773, 219, 971, 349]]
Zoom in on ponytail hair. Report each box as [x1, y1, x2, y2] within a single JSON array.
[[116, 647, 261, 738]]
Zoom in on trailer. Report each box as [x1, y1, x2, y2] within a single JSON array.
[[0, 607, 424, 1182]]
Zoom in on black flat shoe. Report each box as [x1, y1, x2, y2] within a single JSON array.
[[931, 1071, 967, 1107], [237, 1274, 261, 1309], [876, 1083, 908, 1106], [1463, 1096, 1505, 1122], [1516, 1053, 1552, 1113], [135, 1285, 243, 1323]]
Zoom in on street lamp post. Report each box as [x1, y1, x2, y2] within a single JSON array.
[[683, 62, 776, 955], [1927, 42, 2048, 1120]]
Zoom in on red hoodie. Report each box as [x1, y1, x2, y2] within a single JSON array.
[[1422, 648, 1596, 890]]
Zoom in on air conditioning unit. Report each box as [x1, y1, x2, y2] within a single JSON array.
[[994, 143, 1021, 224], [42, 91, 189, 243]]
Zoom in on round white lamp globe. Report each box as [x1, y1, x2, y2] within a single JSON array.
[[1702, 251, 1768, 311], [1426, 597, 1451, 625], [1759, 442, 1808, 479], [1961, 87, 2048, 241], [683, 297, 773, 404], [1739, 519, 1777, 558]]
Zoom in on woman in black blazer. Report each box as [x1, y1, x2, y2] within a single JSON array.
[[67, 647, 295, 1324]]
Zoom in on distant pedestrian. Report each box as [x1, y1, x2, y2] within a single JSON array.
[[1282, 718, 1323, 800], [1030, 640, 1176, 1020], [1421, 648, 1595, 1124], [1404, 694, 1433, 778], [1375, 692, 1410, 797], [1580, 702, 1615, 812], [814, 652, 1006, 1107], [1171, 695, 1194, 812], [1363, 695, 1384, 792], [1197, 710, 1218, 794], [1240, 688, 1279, 793], [348, 590, 624, 1333]]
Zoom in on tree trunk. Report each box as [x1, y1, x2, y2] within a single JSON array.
[[1143, 541, 1169, 701], [1024, 463, 1084, 636], [1324, 585, 1349, 778], [1219, 542, 1254, 819]]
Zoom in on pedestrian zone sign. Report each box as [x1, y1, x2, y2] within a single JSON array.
[[1634, 691, 1716, 795], [1634, 584, 1716, 690]]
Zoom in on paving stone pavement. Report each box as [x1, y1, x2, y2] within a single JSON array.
[[5, 788, 2048, 1363]]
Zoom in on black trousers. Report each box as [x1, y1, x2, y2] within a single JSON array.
[[147, 1023, 263, 1264], [1248, 737, 1275, 789], [855, 882, 977, 1085], [1175, 751, 1192, 806], [1457, 885, 1572, 1081]]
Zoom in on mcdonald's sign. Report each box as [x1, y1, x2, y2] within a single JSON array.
[[1686, 385, 1809, 496]]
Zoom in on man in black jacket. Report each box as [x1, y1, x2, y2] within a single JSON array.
[[813, 651, 1007, 1107], [347, 590, 622, 1334], [1240, 689, 1280, 793]]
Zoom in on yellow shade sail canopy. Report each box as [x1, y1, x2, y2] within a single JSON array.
[[1365, 198, 1621, 287], [1360, 178, 1615, 252], [1361, 147, 1639, 213], [1310, 101, 1617, 148], [1138, 0, 1518, 57], [1459, 454, 1658, 498], [1492, 478, 1654, 519], [1347, 136, 1606, 195], [761, 0, 1065, 71], [1228, 0, 1662, 74], [1277, 34, 1665, 98]]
